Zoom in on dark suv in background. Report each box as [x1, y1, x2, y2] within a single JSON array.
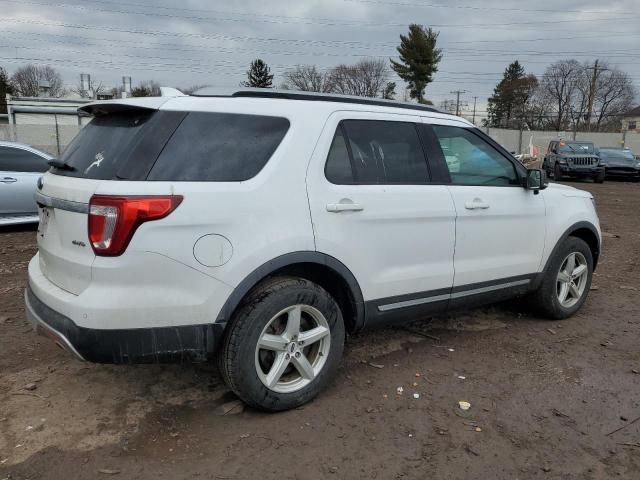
[[544, 140, 605, 183]]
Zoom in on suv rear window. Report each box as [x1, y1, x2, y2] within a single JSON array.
[[54, 110, 289, 182], [55, 110, 164, 180], [148, 112, 290, 182]]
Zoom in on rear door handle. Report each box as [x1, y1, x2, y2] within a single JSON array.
[[326, 202, 364, 213], [464, 198, 490, 210], [1, 177, 17, 184]]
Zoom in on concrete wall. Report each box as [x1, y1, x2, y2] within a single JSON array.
[[487, 128, 640, 158], [2, 121, 639, 161], [0, 124, 81, 157]]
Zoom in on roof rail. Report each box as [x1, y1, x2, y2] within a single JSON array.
[[191, 87, 441, 113]]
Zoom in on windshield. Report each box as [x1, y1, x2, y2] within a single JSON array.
[[599, 149, 635, 163], [558, 142, 595, 154]]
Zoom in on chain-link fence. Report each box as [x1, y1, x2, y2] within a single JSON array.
[[0, 124, 81, 157]]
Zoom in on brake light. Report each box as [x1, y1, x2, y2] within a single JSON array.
[[88, 195, 183, 256]]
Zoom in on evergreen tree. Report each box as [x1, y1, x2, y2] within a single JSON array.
[[381, 82, 396, 100], [0, 66, 14, 114], [242, 59, 274, 88], [390, 25, 442, 102], [487, 61, 538, 128]]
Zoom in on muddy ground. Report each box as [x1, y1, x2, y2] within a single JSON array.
[[1, 181, 639, 480]]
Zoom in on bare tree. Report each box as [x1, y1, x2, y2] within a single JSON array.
[[281, 65, 333, 93], [593, 66, 636, 131], [328, 59, 389, 98], [11, 64, 65, 97], [73, 75, 105, 99], [131, 80, 161, 97], [539, 59, 582, 131]]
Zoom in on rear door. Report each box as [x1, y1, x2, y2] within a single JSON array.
[[36, 107, 183, 295], [306, 112, 456, 326], [0, 146, 50, 216]]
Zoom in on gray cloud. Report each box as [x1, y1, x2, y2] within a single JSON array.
[[2, 0, 639, 114]]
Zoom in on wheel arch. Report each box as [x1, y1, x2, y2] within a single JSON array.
[[544, 221, 601, 274], [215, 252, 365, 334]]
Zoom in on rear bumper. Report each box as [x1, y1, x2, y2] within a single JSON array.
[[25, 285, 223, 363]]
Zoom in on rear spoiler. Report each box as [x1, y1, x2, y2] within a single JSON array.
[[78, 97, 173, 116]]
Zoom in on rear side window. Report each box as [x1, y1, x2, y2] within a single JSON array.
[[0, 146, 49, 172], [148, 112, 290, 181], [325, 120, 429, 185]]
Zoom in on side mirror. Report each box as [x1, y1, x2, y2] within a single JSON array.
[[526, 168, 547, 194]]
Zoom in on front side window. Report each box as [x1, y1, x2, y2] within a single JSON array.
[[431, 125, 519, 186], [0, 146, 49, 173], [325, 120, 429, 185]]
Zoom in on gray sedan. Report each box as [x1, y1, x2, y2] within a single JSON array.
[[0, 141, 53, 226]]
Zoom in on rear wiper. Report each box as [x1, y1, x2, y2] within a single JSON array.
[[48, 159, 76, 171]]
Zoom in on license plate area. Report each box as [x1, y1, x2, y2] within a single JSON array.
[[38, 207, 51, 237]]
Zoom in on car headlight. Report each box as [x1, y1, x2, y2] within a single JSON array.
[[558, 158, 567, 164], [636, 161, 640, 168]]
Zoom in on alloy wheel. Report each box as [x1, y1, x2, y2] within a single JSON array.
[[556, 251, 589, 308], [254, 305, 331, 393]]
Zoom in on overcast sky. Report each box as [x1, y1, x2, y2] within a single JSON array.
[[2, 0, 639, 117]]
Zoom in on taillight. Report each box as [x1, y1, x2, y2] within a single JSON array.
[[88, 195, 183, 256]]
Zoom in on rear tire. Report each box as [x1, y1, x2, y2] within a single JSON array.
[[218, 276, 345, 412], [530, 237, 593, 320]]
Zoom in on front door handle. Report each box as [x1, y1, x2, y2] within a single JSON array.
[[1, 177, 17, 184], [326, 201, 364, 213], [464, 198, 490, 210]]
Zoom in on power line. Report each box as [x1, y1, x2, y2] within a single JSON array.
[[1, 1, 635, 30], [450, 90, 467, 116], [342, 0, 636, 16]]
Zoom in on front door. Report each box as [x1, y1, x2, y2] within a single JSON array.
[[425, 123, 546, 298], [306, 112, 457, 326]]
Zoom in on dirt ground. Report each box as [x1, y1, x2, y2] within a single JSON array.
[[1, 181, 639, 480]]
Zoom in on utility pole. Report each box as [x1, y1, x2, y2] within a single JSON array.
[[472, 96, 478, 125], [450, 90, 467, 116], [584, 60, 608, 132]]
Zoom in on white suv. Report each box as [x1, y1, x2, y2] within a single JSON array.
[[26, 89, 601, 411]]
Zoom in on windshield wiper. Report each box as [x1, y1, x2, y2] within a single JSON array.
[[564, 144, 577, 153], [48, 159, 76, 171]]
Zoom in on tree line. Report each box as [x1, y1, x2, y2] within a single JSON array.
[[486, 59, 636, 133], [1, 22, 637, 134], [235, 24, 442, 104]]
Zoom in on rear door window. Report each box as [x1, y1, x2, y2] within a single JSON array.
[[148, 112, 290, 181], [0, 146, 50, 172], [325, 120, 430, 185]]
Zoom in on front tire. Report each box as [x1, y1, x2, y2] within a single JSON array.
[[594, 171, 605, 183], [554, 163, 564, 181], [218, 276, 345, 412], [530, 237, 593, 320]]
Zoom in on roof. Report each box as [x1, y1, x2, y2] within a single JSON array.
[[77, 88, 472, 126], [625, 105, 640, 117], [192, 88, 442, 114]]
